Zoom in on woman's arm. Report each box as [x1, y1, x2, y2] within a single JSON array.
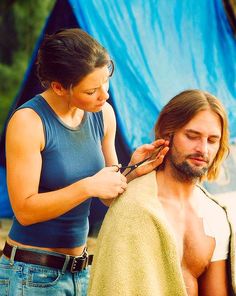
[[101, 102, 169, 176], [101, 103, 127, 206], [101, 102, 169, 206], [6, 108, 124, 225]]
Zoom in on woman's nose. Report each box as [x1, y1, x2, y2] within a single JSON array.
[[99, 85, 109, 101]]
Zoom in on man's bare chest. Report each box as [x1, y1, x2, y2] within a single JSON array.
[[161, 201, 215, 277]]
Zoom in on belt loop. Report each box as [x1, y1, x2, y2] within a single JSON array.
[[61, 255, 70, 275], [9, 245, 17, 266]]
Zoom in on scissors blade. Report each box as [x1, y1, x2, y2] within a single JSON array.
[[122, 144, 164, 176], [136, 157, 157, 168]]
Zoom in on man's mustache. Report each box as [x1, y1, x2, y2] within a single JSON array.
[[187, 153, 209, 164]]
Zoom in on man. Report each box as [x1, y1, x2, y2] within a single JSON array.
[[88, 90, 236, 296]]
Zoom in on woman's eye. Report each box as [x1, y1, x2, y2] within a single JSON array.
[[86, 90, 96, 95]]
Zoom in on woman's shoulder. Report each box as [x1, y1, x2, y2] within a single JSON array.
[[9, 95, 43, 124], [8, 106, 42, 131], [7, 96, 45, 148]]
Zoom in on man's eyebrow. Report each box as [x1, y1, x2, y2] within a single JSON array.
[[185, 129, 221, 138]]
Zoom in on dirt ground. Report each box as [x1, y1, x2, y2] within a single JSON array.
[[0, 218, 12, 253]]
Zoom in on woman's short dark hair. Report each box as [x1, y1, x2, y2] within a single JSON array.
[[36, 28, 113, 89]]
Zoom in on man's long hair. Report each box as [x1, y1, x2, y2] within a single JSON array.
[[154, 89, 230, 181]]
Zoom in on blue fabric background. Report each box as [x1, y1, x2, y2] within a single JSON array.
[[69, 0, 236, 151]]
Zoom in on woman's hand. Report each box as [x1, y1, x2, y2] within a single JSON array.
[[125, 139, 169, 182], [89, 166, 127, 200]]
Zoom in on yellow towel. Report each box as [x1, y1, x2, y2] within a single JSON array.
[[88, 171, 187, 295], [88, 171, 236, 296]]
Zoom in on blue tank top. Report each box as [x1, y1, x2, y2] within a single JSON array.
[[9, 95, 105, 247]]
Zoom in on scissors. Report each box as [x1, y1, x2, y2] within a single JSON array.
[[115, 145, 164, 177]]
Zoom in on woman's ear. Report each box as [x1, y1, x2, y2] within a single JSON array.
[[50, 81, 67, 96]]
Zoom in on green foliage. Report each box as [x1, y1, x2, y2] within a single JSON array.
[[0, 0, 56, 133]]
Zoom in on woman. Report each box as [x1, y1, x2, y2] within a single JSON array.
[[0, 28, 168, 295]]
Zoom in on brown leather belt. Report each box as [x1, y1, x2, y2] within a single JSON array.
[[3, 242, 93, 273]]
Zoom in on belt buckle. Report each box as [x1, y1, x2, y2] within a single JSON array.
[[70, 249, 89, 273]]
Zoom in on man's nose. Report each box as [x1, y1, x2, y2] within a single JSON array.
[[196, 139, 208, 155]]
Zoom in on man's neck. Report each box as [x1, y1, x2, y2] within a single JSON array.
[[156, 167, 197, 201]]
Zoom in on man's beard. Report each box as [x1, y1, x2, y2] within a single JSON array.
[[168, 145, 209, 182]]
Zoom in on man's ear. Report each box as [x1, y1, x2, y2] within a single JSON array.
[[166, 133, 174, 144], [51, 81, 67, 96]]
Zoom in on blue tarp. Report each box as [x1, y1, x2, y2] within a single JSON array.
[[0, 166, 13, 217], [0, 0, 235, 217], [69, 0, 236, 151]]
